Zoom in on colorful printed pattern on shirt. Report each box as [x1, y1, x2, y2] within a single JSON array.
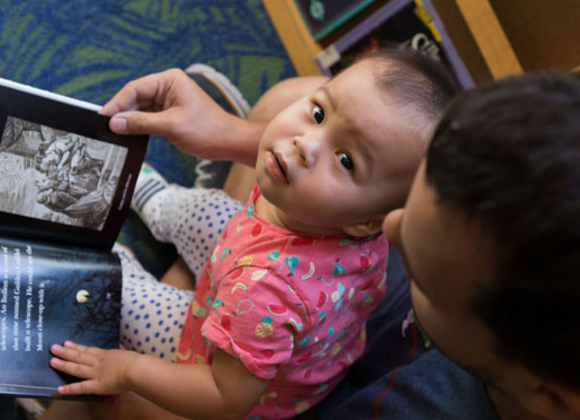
[[178, 186, 388, 419]]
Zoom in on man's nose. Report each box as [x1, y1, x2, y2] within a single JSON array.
[[383, 209, 404, 252]]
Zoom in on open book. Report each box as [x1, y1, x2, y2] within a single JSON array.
[[0, 78, 148, 398]]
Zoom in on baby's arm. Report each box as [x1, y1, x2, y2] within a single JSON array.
[[50, 341, 269, 420]]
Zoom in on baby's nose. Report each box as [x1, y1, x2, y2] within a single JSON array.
[[292, 136, 320, 167]]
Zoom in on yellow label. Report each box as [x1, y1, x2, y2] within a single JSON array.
[[414, 0, 442, 42]]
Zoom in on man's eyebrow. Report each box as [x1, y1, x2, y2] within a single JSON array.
[[319, 85, 336, 111]]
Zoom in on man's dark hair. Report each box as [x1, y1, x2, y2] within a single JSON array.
[[358, 45, 460, 132], [425, 71, 580, 387]]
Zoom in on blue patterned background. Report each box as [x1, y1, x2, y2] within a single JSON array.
[[0, 1, 293, 104], [0, 1, 293, 415]]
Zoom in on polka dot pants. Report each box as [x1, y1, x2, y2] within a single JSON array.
[[115, 186, 243, 362]]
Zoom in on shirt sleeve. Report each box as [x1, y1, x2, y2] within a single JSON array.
[[201, 267, 308, 379]]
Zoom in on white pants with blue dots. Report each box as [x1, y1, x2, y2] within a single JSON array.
[[115, 186, 243, 362]]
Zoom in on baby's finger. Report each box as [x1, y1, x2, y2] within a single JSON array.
[[63, 341, 101, 356], [50, 344, 97, 366], [57, 379, 100, 396], [49, 357, 95, 380]]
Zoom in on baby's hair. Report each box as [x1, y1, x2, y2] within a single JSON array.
[[357, 45, 460, 137]]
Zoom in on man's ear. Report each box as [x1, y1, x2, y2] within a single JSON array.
[[342, 217, 384, 238]]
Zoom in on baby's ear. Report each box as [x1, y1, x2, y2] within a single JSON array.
[[342, 217, 384, 238]]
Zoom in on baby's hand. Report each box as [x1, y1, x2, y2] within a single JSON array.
[[49, 341, 137, 396]]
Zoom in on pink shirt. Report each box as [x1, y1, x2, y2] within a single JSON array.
[[178, 186, 388, 419]]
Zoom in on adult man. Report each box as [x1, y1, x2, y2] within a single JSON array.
[[329, 70, 580, 420]]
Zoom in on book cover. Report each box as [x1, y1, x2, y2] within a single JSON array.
[[0, 79, 147, 398], [294, 0, 376, 41], [315, 0, 474, 88]]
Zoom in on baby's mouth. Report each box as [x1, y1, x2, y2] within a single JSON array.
[[274, 152, 288, 181]]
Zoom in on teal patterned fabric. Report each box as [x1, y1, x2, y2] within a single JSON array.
[[0, 0, 294, 284], [0, 1, 293, 104]]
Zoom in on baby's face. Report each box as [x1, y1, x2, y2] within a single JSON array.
[[256, 59, 424, 235]]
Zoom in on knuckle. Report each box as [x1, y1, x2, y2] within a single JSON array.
[[69, 382, 80, 394], [130, 113, 147, 131], [167, 67, 185, 78], [124, 79, 138, 91], [88, 346, 101, 356], [79, 381, 90, 394], [165, 114, 179, 132], [72, 362, 83, 377]]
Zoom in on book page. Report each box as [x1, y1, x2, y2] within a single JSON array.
[[0, 117, 128, 232], [0, 81, 147, 251], [0, 238, 121, 397]]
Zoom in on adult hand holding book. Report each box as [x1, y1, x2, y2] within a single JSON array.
[[101, 68, 265, 167]]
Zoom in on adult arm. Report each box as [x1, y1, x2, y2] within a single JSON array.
[[50, 342, 269, 420], [100, 69, 265, 166]]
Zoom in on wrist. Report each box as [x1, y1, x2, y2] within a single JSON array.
[[207, 114, 265, 166], [121, 351, 146, 393]]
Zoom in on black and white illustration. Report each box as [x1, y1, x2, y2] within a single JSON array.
[[0, 116, 128, 231]]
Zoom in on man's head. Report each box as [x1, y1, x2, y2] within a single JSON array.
[[255, 46, 458, 236], [384, 71, 580, 419]]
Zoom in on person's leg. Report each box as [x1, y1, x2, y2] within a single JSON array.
[[39, 400, 92, 420], [132, 170, 243, 278], [40, 392, 192, 420], [115, 244, 193, 362]]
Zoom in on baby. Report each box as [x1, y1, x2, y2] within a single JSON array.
[[49, 47, 458, 420]]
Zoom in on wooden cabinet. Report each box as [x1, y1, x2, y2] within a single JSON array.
[[263, 0, 580, 83]]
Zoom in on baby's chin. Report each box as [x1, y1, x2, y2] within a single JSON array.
[[278, 212, 351, 236]]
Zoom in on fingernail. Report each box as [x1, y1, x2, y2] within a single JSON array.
[[110, 116, 127, 132]]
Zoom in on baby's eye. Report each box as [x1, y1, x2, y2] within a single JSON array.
[[337, 152, 354, 171], [312, 104, 325, 124]]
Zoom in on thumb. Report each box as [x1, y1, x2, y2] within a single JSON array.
[[109, 110, 173, 138]]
